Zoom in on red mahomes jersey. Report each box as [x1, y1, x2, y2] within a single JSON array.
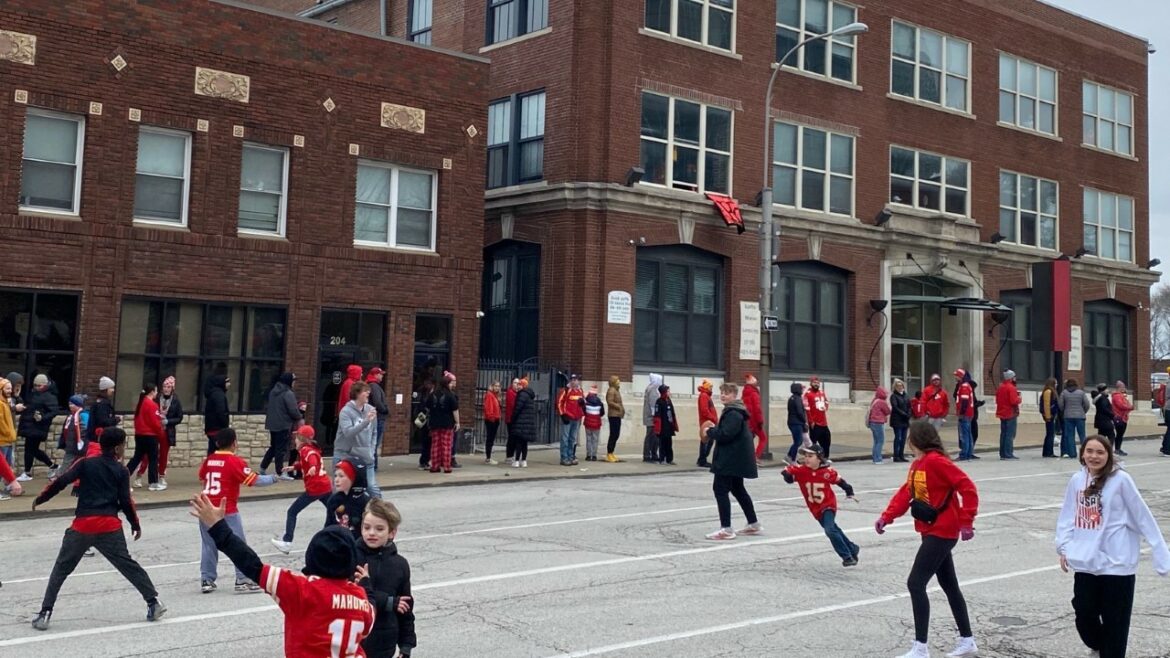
[[955, 382, 975, 419], [786, 464, 843, 519], [260, 564, 375, 658], [299, 444, 332, 497], [199, 451, 258, 514]]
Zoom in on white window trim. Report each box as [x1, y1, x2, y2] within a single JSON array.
[[998, 169, 1060, 251], [775, 0, 859, 84], [644, 0, 737, 53], [238, 143, 290, 238], [772, 121, 856, 218], [639, 92, 735, 196], [1081, 80, 1135, 157], [998, 52, 1059, 137], [20, 108, 85, 217], [888, 145, 970, 217], [1083, 187, 1135, 263], [889, 20, 971, 114], [353, 160, 438, 253], [133, 126, 192, 227]]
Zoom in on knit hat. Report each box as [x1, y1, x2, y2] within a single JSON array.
[[443, 370, 456, 383], [699, 379, 713, 392], [1096, 383, 1108, 392], [163, 375, 176, 389], [33, 373, 49, 387], [799, 443, 826, 462], [99, 376, 116, 391], [5, 372, 23, 386], [68, 394, 86, 407], [744, 373, 758, 385], [930, 373, 941, 382], [1115, 380, 1126, 389], [295, 425, 317, 441], [1003, 369, 1017, 380], [303, 525, 359, 580], [658, 384, 670, 395], [953, 368, 966, 379], [336, 459, 358, 483]]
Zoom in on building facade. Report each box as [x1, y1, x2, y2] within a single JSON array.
[[0, 0, 488, 464]]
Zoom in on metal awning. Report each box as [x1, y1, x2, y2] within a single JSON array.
[[890, 296, 1014, 313]]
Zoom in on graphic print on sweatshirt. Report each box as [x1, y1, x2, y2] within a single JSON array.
[[1075, 491, 1103, 530], [908, 469, 928, 501]]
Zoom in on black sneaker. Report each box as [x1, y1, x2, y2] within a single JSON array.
[[851, 545, 861, 561], [32, 609, 51, 631], [201, 579, 216, 594], [1116, 449, 1128, 457], [147, 600, 167, 621], [842, 557, 858, 567]]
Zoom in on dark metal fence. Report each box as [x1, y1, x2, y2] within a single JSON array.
[[469, 357, 565, 452]]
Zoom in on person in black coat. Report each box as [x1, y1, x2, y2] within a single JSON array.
[[786, 382, 808, 461], [701, 382, 760, 540], [326, 458, 370, 538], [18, 374, 60, 478], [509, 381, 538, 467], [87, 377, 120, 443], [203, 375, 231, 455], [653, 384, 678, 465], [889, 379, 912, 462], [1091, 383, 1116, 442], [356, 499, 417, 658]]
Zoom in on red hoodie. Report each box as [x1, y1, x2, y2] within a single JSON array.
[[910, 395, 926, 419], [483, 390, 502, 422], [134, 396, 164, 438], [557, 386, 585, 422], [742, 384, 764, 429], [697, 387, 718, 427], [923, 383, 950, 419], [880, 450, 979, 540], [994, 380, 1021, 420], [337, 364, 363, 413], [1111, 391, 1133, 423], [505, 386, 518, 424]]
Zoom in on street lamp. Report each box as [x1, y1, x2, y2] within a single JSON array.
[[757, 21, 868, 460]]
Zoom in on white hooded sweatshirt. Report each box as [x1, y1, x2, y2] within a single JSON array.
[[1055, 467, 1170, 577]]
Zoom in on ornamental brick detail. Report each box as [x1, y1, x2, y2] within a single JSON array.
[[0, 29, 36, 65], [194, 66, 250, 103], [380, 102, 425, 134]]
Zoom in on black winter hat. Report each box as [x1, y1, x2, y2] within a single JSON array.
[[279, 372, 296, 386], [303, 525, 359, 579]]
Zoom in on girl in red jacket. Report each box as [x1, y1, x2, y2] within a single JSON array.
[[696, 380, 718, 467], [127, 384, 165, 491], [482, 381, 503, 465], [582, 385, 605, 462], [876, 421, 980, 658]]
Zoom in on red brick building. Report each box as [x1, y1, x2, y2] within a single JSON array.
[[0, 0, 488, 460]]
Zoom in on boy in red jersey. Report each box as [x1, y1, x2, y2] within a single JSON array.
[[198, 428, 278, 594], [272, 425, 333, 554], [190, 493, 374, 658], [803, 376, 832, 458], [782, 444, 859, 566]]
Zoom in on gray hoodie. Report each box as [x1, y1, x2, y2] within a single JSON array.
[[642, 373, 663, 427], [335, 400, 376, 465], [1058, 387, 1091, 420]]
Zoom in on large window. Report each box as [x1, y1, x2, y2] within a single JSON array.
[[481, 242, 540, 362], [999, 53, 1058, 136], [999, 170, 1058, 250], [134, 127, 191, 225], [772, 262, 846, 375], [116, 299, 286, 413], [890, 21, 970, 112], [1082, 81, 1134, 156], [239, 143, 289, 236], [889, 146, 969, 215], [776, 0, 858, 82], [409, 0, 433, 44], [1083, 301, 1129, 389], [640, 92, 732, 194], [487, 0, 547, 45], [635, 246, 722, 369], [1083, 188, 1134, 262], [645, 0, 735, 51], [487, 91, 546, 189], [354, 161, 437, 251], [1000, 291, 1050, 385], [20, 109, 85, 214], [773, 121, 854, 215], [0, 289, 79, 407]]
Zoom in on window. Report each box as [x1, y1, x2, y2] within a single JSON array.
[[0, 289, 79, 407], [116, 299, 286, 413], [776, 0, 858, 82], [999, 53, 1058, 135], [889, 146, 969, 215], [319, 309, 387, 364], [1083, 301, 1129, 388], [1083, 188, 1134, 262], [635, 246, 722, 369], [134, 127, 191, 225], [645, 0, 735, 51], [238, 143, 289, 235], [640, 92, 732, 194], [409, 0, 433, 44], [354, 162, 437, 251], [1082, 81, 1133, 156], [771, 262, 846, 375], [481, 242, 540, 361], [890, 21, 970, 112], [487, 0, 547, 45], [998, 171, 1058, 249], [487, 91, 546, 189], [20, 109, 85, 214], [772, 121, 853, 215], [1000, 291, 1051, 385]]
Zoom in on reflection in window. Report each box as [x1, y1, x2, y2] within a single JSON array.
[[640, 92, 732, 194], [773, 121, 854, 215], [772, 262, 846, 374], [890, 22, 970, 112], [998, 170, 1057, 249], [0, 289, 79, 407], [889, 146, 969, 215], [635, 246, 722, 368]]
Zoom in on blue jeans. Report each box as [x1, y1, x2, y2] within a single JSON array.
[[892, 425, 908, 460], [560, 420, 580, 462], [819, 510, 858, 559], [374, 418, 385, 470], [787, 423, 804, 461], [0, 445, 13, 471], [282, 492, 331, 542], [1062, 418, 1085, 457], [999, 417, 1018, 458], [200, 513, 247, 583], [868, 422, 885, 462], [957, 417, 973, 460], [1042, 419, 1056, 456]]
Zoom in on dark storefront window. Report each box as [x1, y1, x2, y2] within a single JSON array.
[[635, 246, 722, 369], [772, 262, 846, 375], [0, 289, 79, 406], [1083, 301, 1130, 388], [1000, 291, 1050, 384], [116, 299, 286, 413], [481, 242, 540, 361]]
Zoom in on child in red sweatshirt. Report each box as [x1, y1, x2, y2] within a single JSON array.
[[782, 444, 859, 566], [271, 425, 332, 554]]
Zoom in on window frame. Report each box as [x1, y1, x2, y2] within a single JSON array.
[[998, 169, 1059, 251], [486, 0, 548, 46], [133, 125, 192, 227], [888, 145, 970, 216], [1083, 187, 1135, 263], [999, 291, 1050, 385], [770, 262, 848, 376], [998, 52, 1059, 136], [775, 0, 860, 84], [20, 108, 86, 216], [408, 0, 433, 44], [0, 287, 81, 407], [644, 0, 737, 52], [1082, 301, 1130, 389], [772, 120, 855, 216], [480, 241, 541, 362], [353, 160, 439, 252], [889, 20, 971, 113], [634, 246, 724, 370], [1082, 80, 1134, 156], [639, 91, 734, 195], [487, 90, 547, 189], [238, 142, 290, 237]]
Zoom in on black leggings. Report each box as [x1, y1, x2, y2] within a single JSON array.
[[810, 425, 832, 458], [607, 417, 621, 453], [712, 475, 757, 529], [125, 435, 159, 484], [505, 423, 515, 459], [659, 434, 674, 463], [907, 535, 972, 643], [485, 421, 500, 459], [1114, 421, 1127, 451], [513, 436, 529, 461], [24, 436, 54, 473], [1073, 572, 1135, 658], [261, 430, 291, 474]]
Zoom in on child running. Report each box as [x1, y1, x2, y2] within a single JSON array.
[[328, 458, 371, 538], [782, 444, 859, 566], [271, 425, 332, 554], [198, 428, 278, 594], [357, 499, 417, 658]]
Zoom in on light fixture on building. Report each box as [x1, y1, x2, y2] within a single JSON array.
[[989, 232, 1006, 244], [1148, 258, 1161, 269], [624, 167, 644, 187], [875, 209, 891, 226], [869, 299, 889, 313], [1074, 247, 1090, 259]]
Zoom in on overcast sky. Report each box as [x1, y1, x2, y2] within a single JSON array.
[[1043, 0, 1168, 287]]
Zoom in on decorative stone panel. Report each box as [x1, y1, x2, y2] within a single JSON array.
[[232, 124, 245, 138], [0, 30, 36, 65], [14, 88, 28, 103], [442, 158, 453, 170], [380, 102, 425, 134], [128, 107, 141, 122], [322, 97, 336, 112], [196, 119, 209, 132], [194, 66, 250, 103], [348, 143, 360, 156], [110, 54, 128, 72], [293, 134, 304, 147], [88, 101, 102, 115]]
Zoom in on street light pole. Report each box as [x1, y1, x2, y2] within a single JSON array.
[[758, 22, 868, 461]]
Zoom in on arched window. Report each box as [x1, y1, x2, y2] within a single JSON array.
[[634, 246, 723, 369], [772, 262, 847, 375]]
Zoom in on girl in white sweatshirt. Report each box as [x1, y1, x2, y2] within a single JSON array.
[[1055, 435, 1170, 658]]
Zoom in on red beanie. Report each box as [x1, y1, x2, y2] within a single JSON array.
[[296, 425, 316, 441], [336, 460, 357, 482]]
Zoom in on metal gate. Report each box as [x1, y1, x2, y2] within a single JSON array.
[[470, 357, 566, 453]]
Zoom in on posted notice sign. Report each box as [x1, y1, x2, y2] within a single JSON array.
[[1067, 325, 1082, 371], [740, 301, 761, 361], [607, 290, 632, 324]]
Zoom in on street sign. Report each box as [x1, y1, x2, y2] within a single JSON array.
[[762, 315, 780, 331]]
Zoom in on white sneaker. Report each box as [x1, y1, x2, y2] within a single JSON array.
[[159, 478, 167, 488], [148, 483, 161, 491], [485, 458, 498, 465], [270, 538, 292, 554], [512, 460, 520, 468], [946, 636, 978, 657], [706, 528, 737, 540], [16, 473, 33, 482], [897, 641, 931, 658], [520, 460, 527, 468], [133, 478, 143, 488], [0, 491, 10, 501]]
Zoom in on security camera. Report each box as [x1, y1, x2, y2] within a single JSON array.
[[475, 311, 485, 319], [1148, 43, 1157, 54]]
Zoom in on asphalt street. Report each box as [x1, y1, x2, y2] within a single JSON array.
[[1, 442, 1168, 657]]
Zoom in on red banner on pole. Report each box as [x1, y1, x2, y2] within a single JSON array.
[[706, 193, 744, 234]]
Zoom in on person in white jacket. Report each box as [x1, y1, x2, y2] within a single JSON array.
[[1055, 435, 1170, 658]]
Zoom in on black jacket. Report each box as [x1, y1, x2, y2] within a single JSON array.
[[86, 395, 118, 442], [264, 380, 302, 432], [511, 387, 538, 440], [706, 400, 758, 480], [326, 462, 370, 538], [358, 541, 417, 657], [1093, 391, 1115, 429], [890, 390, 911, 429], [368, 382, 389, 419], [34, 453, 141, 532], [654, 396, 677, 438], [425, 390, 458, 430], [19, 386, 60, 440], [203, 375, 230, 432], [159, 394, 184, 446], [786, 389, 808, 429]]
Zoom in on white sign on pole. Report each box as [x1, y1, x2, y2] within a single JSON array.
[[740, 301, 761, 361], [607, 290, 632, 324], [1067, 325, 1082, 371]]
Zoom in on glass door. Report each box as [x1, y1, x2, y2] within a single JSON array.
[[892, 341, 925, 394]]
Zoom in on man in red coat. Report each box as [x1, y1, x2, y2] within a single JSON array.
[[995, 369, 1022, 460], [696, 380, 718, 467], [803, 376, 832, 458], [505, 378, 520, 461], [742, 374, 767, 461], [923, 374, 950, 430]]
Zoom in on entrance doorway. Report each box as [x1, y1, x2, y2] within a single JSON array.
[[315, 309, 387, 454], [411, 315, 451, 453], [315, 347, 359, 455], [891, 341, 925, 394], [891, 278, 944, 393]]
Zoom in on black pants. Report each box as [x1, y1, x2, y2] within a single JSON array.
[[810, 425, 832, 458], [1114, 421, 1127, 451], [907, 535, 972, 643], [282, 492, 331, 542], [23, 436, 54, 473], [607, 417, 621, 454], [505, 423, 515, 459], [205, 431, 219, 456], [125, 435, 159, 484], [485, 421, 500, 459], [41, 528, 158, 612], [712, 475, 757, 529], [1073, 572, 1135, 658], [659, 433, 674, 463], [513, 435, 529, 461], [419, 429, 431, 467], [642, 427, 659, 462], [971, 419, 980, 445], [1096, 420, 1117, 444], [261, 430, 291, 473]]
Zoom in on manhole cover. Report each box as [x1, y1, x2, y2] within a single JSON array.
[[990, 616, 1028, 626]]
